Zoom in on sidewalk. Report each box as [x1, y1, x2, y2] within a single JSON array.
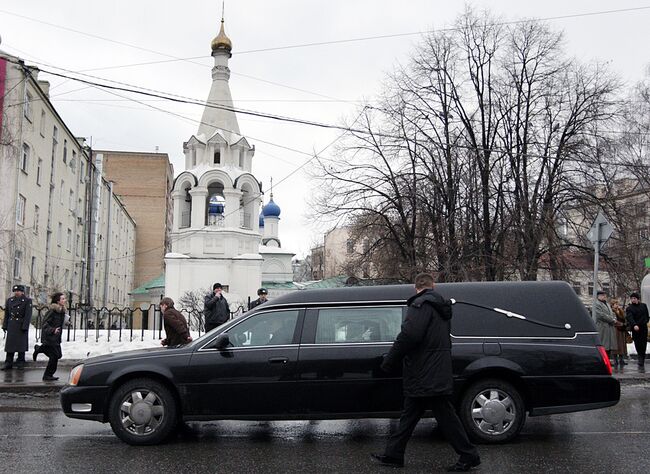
[[1, 358, 648, 395]]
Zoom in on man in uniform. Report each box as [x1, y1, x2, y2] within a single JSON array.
[[2, 285, 33, 370], [249, 288, 269, 310]]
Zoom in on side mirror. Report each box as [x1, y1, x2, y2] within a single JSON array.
[[213, 333, 230, 350]]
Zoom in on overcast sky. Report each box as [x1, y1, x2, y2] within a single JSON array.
[[1, 0, 649, 259]]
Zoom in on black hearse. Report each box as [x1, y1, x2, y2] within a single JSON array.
[[60, 281, 620, 445]]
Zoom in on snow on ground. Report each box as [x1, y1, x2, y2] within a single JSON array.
[[17, 327, 204, 360]]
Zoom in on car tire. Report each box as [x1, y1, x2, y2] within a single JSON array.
[[108, 378, 178, 446], [459, 378, 526, 444]]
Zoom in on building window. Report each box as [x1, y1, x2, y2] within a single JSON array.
[[64, 269, 69, 288], [40, 109, 46, 136], [602, 282, 610, 294], [79, 161, 85, 183], [60, 180, 65, 204], [71, 150, 77, 173], [63, 139, 68, 163], [214, 150, 221, 164], [24, 91, 33, 121], [588, 283, 594, 296], [69, 190, 75, 211], [572, 281, 581, 295], [191, 148, 197, 167], [36, 158, 43, 185], [75, 234, 80, 257], [77, 198, 83, 217], [66, 228, 72, 252], [21, 143, 30, 172], [13, 250, 22, 279], [52, 126, 58, 165], [238, 151, 244, 168], [16, 194, 26, 226], [31, 256, 36, 280], [57, 222, 62, 246], [34, 205, 40, 234]]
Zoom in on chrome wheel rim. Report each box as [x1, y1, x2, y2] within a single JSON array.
[[119, 389, 165, 436], [470, 388, 516, 436]]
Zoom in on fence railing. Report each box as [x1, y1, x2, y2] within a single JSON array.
[[0, 303, 246, 344]]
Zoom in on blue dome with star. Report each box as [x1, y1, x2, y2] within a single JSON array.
[[262, 195, 281, 218]]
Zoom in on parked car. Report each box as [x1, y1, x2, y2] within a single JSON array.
[[60, 281, 620, 445]]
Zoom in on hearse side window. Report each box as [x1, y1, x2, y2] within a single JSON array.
[[228, 310, 299, 347], [315, 307, 402, 344]]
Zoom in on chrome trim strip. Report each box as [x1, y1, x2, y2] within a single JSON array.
[[195, 344, 299, 354], [450, 331, 597, 340], [87, 352, 189, 367], [71, 403, 92, 413]]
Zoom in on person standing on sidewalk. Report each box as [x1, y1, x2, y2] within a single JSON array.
[[203, 283, 229, 332], [159, 297, 192, 347], [2, 284, 32, 371], [594, 291, 617, 361], [610, 298, 628, 367], [625, 292, 649, 368], [33, 292, 67, 381], [371, 273, 480, 472]]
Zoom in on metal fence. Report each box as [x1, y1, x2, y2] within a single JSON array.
[[0, 303, 246, 344]]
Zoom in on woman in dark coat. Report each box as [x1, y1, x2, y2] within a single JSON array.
[[33, 292, 67, 381], [159, 297, 192, 347]]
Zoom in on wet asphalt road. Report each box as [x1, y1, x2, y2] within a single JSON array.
[[0, 384, 648, 474]]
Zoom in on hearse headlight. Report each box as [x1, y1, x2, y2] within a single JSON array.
[[68, 364, 84, 386]]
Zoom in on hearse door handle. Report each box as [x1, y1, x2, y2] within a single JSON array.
[[268, 357, 289, 364]]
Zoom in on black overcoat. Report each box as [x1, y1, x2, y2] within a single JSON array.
[[41, 304, 65, 359], [382, 288, 454, 397], [2, 296, 32, 353]]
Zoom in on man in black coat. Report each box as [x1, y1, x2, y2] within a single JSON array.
[[203, 283, 230, 333], [626, 292, 649, 367], [371, 273, 480, 472], [2, 285, 32, 370]]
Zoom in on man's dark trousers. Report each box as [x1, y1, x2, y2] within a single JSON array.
[[385, 396, 478, 462], [632, 326, 648, 366]]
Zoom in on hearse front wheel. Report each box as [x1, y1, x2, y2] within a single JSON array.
[[459, 378, 526, 443], [108, 378, 178, 446]]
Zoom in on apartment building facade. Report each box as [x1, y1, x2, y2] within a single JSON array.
[[0, 52, 135, 307]]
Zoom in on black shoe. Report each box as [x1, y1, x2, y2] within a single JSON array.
[[370, 453, 404, 468], [447, 456, 481, 472], [15, 363, 24, 370], [0, 364, 12, 371], [42, 375, 59, 381], [33, 345, 40, 361]]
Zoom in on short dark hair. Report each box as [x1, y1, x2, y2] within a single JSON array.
[[597, 290, 607, 296], [213, 283, 222, 290], [414, 273, 434, 289], [160, 297, 174, 308], [630, 292, 640, 299], [51, 292, 64, 304]]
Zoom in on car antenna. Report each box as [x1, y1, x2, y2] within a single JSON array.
[[449, 299, 572, 331]]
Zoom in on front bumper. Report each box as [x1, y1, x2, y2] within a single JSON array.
[[60, 385, 110, 422]]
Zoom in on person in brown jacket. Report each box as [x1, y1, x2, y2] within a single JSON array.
[[610, 298, 628, 367], [159, 297, 192, 347]]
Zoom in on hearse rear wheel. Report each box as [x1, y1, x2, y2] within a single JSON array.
[[459, 378, 525, 443], [108, 378, 178, 446]]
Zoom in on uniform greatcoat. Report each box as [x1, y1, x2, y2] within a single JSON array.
[[3, 295, 33, 353]]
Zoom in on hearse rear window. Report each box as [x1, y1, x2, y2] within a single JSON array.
[[315, 307, 402, 343]]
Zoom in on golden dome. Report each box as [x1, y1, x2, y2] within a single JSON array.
[[211, 19, 232, 53]]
